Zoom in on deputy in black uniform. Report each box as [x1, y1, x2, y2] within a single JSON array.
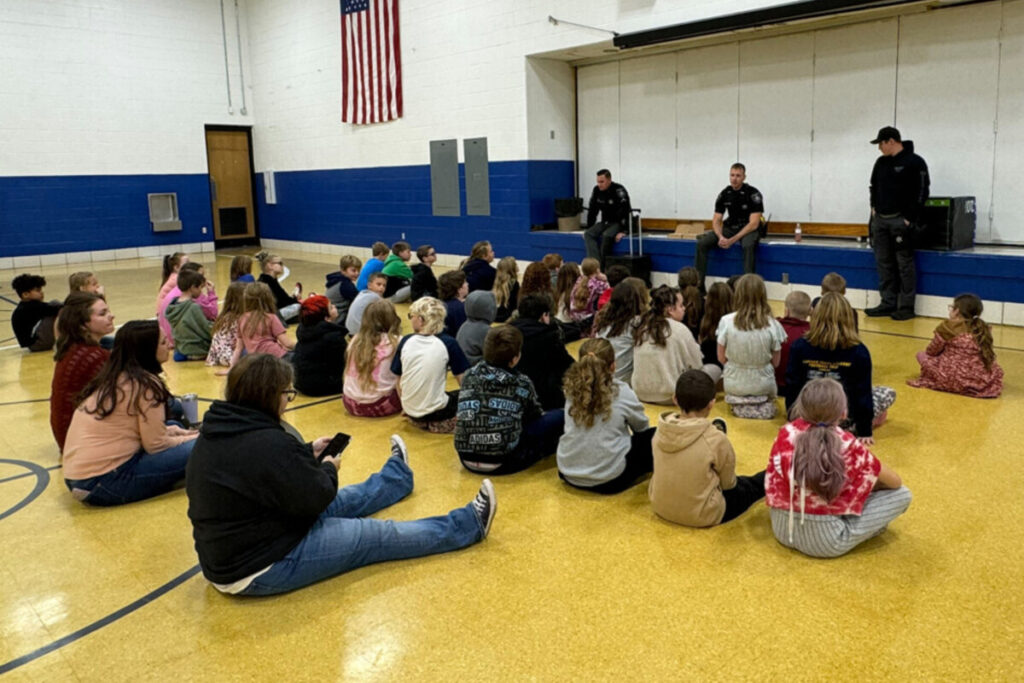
[[865, 126, 930, 321], [584, 169, 632, 269], [694, 163, 763, 293]]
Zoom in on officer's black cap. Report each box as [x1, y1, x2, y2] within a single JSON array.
[[871, 126, 901, 144]]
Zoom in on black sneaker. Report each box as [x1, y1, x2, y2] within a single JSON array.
[[891, 309, 916, 321], [864, 305, 896, 317], [471, 479, 497, 538], [712, 418, 728, 434], [389, 434, 409, 467]]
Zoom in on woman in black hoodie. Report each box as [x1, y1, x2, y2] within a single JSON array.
[[292, 295, 346, 396], [185, 353, 497, 596]]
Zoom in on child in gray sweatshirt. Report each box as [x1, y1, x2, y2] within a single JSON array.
[[556, 337, 655, 494], [456, 290, 496, 366]]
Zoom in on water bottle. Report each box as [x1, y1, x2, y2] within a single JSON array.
[[794, 223, 802, 243]]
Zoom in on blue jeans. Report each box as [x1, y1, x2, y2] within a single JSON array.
[[240, 456, 483, 596], [64, 435, 195, 506]]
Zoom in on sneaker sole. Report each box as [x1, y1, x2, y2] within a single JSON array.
[[389, 434, 409, 466], [478, 479, 497, 537]]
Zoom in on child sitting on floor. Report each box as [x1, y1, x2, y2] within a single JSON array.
[[493, 256, 520, 323], [12, 274, 63, 352], [455, 326, 564, 475], [293, 295, 347, 396], [594, 278, 648, 385], [649, 369, 765, 527], [343, 299, 403, 417], [776, 290, 811, 391], [556, 338, 655, 494], [908, 293, 1003, 398], [785, 293, 894, 444], [392, 297, 471, 433], [438, 270, 469, 338], [596, 264, 630, 311], [553, 262, 581, 323], [766, 378, 911, 558], [206, 281, 246, 367], [698, 282, 733, 383], [346, 272, 386, 337], [324, 254, 362, 326], [238, 282, 295, 362], [632, 285, 705, 404], [717, 274, 786, 419], [456, 290, 496, 366], [165, 268, 213, 361], [676, 266, 704, 340], [69, 271, 105, 296], [569, 257, 609, 323]]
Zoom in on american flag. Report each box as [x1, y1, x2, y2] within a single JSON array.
[[341, 0, 403, 125]]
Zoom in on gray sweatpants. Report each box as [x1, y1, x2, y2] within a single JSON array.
[[770, 486, 912, 558]]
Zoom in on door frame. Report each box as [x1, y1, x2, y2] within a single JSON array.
[[204, 124, 261, 248]]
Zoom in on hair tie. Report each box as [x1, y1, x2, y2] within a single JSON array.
[[585, 352, 596, 358], [815, 422, 831, 428], [973, 315, 980, 320]]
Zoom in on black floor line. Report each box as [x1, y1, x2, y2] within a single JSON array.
[[0, 460, 51, 522], [0, 564, 203, 675], [0, 398, 50, 407], [0, 294, 18, 306], [284, 395, 343, 413], [0, 463, 61, 485]]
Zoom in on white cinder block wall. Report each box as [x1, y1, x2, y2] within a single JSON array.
[[1, 0, 254, 176], [244, 0, 797, 171]]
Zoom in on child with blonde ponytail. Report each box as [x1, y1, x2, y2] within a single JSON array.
[[765, 378, 911, 558], [908, 293, 1002, 398], [556, 338, 655, 494]]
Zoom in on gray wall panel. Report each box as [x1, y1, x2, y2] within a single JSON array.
[[464, 137, 490, 216], [430, 139, 460, 216]]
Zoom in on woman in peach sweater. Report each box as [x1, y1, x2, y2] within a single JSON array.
[[63, 320, 198, 506]]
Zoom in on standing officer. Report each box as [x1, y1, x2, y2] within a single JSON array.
[[584, 169, 632, 269], [694, 163, 763, 293], [865, 126, 930, 321]]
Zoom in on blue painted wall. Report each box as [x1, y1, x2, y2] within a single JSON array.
[[0, 174, 212, 257], [256, 160, 576, 261], [3, 160, 1021, 305]]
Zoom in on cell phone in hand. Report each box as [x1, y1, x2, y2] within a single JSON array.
[[318, 432, 351, 461]]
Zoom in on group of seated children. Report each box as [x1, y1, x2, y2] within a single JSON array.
[[21, 242, 1006, 564]]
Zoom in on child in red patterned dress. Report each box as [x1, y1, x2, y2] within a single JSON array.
[[908, 293, 1003, 398], [766, 378, 911, 558]]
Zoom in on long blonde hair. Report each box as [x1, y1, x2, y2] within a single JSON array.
[[732, 274, 772, 331], [242, 282, 278, 338], [572, 258, 601, 310], [347, 299, 401, 391], [212, 281, 247, 335], [806, 292, 860, 350], [563, 338, 617, 428], [254, 250, 281, 274], [493, 256, 518, 308]]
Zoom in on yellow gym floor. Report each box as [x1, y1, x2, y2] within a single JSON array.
[[1, 249, 1022, 681]]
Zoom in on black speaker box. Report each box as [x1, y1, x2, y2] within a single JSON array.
[[920, 196, 975, 251], [605, 254, 652, 288]]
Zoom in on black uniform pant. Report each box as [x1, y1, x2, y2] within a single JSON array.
[[584, 221, 624, 269], [871, 214, 916, 312], [694, 226, 760, 290]]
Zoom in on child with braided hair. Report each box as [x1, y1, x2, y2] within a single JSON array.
[[908, 293, 1002, 398]]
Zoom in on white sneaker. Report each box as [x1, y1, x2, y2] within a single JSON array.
[[389, 434, 409, 467], [471, 479, 497, 538]]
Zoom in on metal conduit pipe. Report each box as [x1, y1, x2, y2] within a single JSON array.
[[234, 0, 247, 116], [220, 0, 233, 114]]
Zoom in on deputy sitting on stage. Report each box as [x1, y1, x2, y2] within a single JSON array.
[[694, 163, 764, 293]]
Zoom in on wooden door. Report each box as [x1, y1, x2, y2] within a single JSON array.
[[205, 129, 256, 241]]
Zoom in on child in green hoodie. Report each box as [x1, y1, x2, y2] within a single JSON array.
[[166, 268, 213, 361], [649, 369, 764, 527], [381, 241, 414, 303]]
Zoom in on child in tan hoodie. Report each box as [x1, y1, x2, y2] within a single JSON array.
[[649, 369, 765, 527]]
